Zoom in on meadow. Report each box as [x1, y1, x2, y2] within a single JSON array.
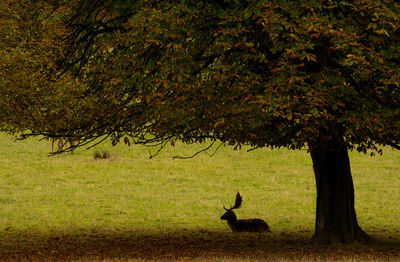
[[0, 133, 399, 261]]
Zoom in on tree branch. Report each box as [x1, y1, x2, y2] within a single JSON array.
[[172, 141, 215, 159]]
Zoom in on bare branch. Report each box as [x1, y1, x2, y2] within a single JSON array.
[[205, 142, 224, 157], [172, 141, 215, 160], [84, 134, 111, 150], [148, 139, 170, 159]]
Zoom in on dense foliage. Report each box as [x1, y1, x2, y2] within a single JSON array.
[[1, 0, 399, 153]]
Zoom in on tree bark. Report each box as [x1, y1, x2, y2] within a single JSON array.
[[309, 134, 373, 245]]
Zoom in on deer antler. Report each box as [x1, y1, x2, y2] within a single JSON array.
[[232, 192, 242, 209], [223, 192, 243, 211]]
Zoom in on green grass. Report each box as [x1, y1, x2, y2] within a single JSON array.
[[0, 133, 399, 261]]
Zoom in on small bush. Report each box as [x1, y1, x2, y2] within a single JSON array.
[[93, 150, 111, 160]]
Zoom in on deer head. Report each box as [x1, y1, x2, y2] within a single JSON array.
[[220, 192, 242, 220]]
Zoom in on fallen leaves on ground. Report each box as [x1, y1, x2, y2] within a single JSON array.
[[0, 228, 399, 261]]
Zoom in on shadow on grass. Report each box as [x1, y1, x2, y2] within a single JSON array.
[[0, 228, 399, 261]]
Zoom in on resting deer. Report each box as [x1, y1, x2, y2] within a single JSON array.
[[221, 192, 270, 233]]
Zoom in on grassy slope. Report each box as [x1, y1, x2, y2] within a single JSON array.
[[0, 133, 399, 260]]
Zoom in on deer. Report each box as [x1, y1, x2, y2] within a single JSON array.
[[51, 137, 80, 153], [220, 192, 270, 233]]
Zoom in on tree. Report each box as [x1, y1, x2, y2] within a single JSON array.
[[1, 0, 400, 244]]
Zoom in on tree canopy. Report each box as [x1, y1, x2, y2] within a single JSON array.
[[1, 0, 399, 152]]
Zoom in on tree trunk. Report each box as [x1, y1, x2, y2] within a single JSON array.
[[309, 134, 373, 245]]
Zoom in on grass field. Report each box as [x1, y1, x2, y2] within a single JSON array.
[[0, 133, 399, 261]]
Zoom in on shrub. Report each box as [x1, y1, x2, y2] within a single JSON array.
[[93, 150, 111, 160]]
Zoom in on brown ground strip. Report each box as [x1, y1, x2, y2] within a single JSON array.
[[0, 229, 399, 261]]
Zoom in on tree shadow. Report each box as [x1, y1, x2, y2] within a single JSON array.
[[0, 228, 399, 261]]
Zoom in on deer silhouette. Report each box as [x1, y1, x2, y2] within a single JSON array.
[[221, 192, 270, 233]]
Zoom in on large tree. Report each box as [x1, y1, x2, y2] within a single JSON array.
[[1, 0, 400, 244]]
